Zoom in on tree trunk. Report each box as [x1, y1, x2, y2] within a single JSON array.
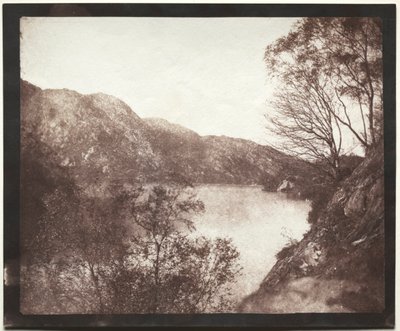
[[152, 243, 161, 313], [89, 263, 104, 313]]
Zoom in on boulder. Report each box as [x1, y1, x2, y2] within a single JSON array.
[[344, 188, 366, 218], [277, 179, 295, 193]]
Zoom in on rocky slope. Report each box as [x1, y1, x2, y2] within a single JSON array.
[[21, 80, 309, 190], [144, 117, 302, 185], [238, 144, 385, 313], [22, 81, 160, 195]]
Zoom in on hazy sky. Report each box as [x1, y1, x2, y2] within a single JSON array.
[[21, 17, 299, 144]]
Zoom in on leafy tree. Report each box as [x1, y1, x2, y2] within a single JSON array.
[[66, 195, 132, 313], [112, 233, 240, 313], [22, 181, 241, 314], [123, 184, 241, 313], [20, 128, 89, 313], [265, 18, 382, 153], [316, 18, 383, 146]]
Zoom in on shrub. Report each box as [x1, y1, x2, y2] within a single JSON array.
[[261, 174, 280, 192], [275, 241, 299, 260], [337, 154, 364, 181], [307, 184, 336, 224]]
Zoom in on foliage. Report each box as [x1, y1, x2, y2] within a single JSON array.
[[21, 146, 241, 314], [261, 174, 281, 192], [265, 17, 382, 179], [337, 154, 364, 181], [123, 184, 240, 313], [20, 123, 81, 264], [307, 184, 336, 224], [275, 241, 299, 261], [112, 234, 240, 313], [265, 62, 344, 179], [276, 229, 299, 260]]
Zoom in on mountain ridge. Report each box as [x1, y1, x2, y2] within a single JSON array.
[[21, 80, 311, 190]]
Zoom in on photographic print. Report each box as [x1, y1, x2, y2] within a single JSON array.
[[3, 3, 395, 329]]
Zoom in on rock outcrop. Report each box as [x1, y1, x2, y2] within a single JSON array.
[[276, 179, 295, 193], [239, 144, 385, 313]]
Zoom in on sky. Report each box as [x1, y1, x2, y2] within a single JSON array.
[[20, 17, 299, 145]]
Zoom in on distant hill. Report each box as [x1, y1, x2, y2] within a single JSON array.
[[21, 80, 310, 191], [144, 117, 306, 185]]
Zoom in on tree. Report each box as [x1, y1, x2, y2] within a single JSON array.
[[266, 65, 344, 179], [123, 184, 241, 313], [265, 17, 383, 153], [21, 159, 135, 314], [21, 171, 241, 314], [20, 131, 90, 313], [23, 193, 133, 314], [111, 233, 240, 313], [67, 194, 132, 313], [317, 18, 383, 147], [127, 184, 204, 312]]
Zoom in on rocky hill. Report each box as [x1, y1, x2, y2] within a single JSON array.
[[22, 81, 161, 195], [238, 143, 385, 313], [144, 117, 302, 185], [21, 80, 309, 190]]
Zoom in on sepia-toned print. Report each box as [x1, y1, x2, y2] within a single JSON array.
[[20, 16, 385, 314]]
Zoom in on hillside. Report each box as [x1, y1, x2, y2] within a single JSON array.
[[21, 80, 310, 189], [21, 81, 160, 195], [238, 144, 385, 313], [144, 117, 304, 185]]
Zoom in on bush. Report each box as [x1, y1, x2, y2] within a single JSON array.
[[22, 184, 242, 314], [307, 184, 336, 224], [261, 174, 280, 192], [275, 241, 299, 260], [337, 154, 364, 181]]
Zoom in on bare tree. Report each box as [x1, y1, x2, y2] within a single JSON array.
[[266, 63, 344, 179]]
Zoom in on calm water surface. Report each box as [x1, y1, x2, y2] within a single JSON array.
[[191, 184, 310, 299]]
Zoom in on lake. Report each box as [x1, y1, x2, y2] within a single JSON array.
[[191, 184, 311, 300]]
